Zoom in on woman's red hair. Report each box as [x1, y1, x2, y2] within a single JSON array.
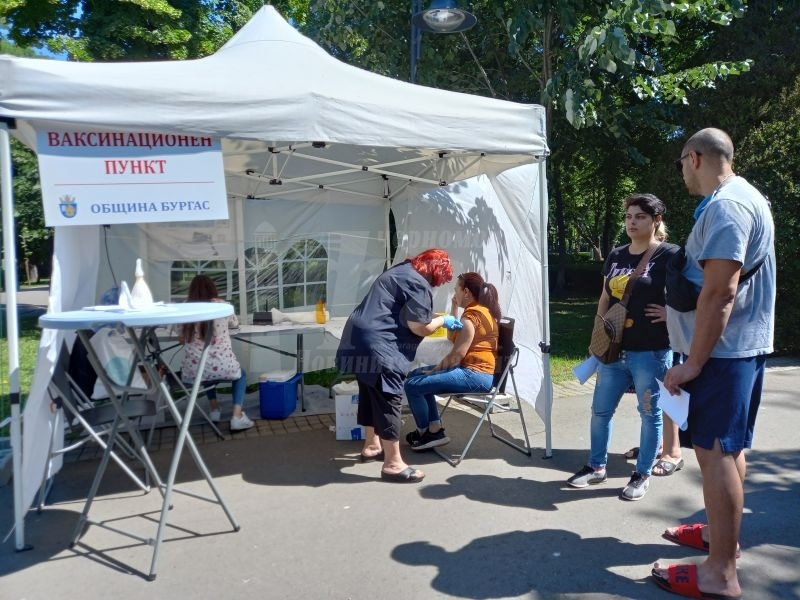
[[409, 248, 453, 287]]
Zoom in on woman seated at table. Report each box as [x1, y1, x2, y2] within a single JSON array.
[[180, 274, 253, 432], [404, 272, 501, 450]]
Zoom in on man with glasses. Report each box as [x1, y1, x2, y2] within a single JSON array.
[[652, 128, 775, 599]]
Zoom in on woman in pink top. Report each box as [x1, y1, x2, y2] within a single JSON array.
[[180, 275, 253, 432]]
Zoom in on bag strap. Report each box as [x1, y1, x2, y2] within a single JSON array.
[[739, 256, 766, 284], [619, 243, 660, 307]]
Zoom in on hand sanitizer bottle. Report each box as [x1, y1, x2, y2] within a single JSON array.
[[130, 258, 154, 308], [315, 298, 327, 324], [118, 281, 133, 309]]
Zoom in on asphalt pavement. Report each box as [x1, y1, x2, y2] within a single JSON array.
[[1, 359, 798, 599], [1, 286, 798, 598]]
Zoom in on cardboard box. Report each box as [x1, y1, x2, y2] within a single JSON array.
[[334, 392, 365, 441]]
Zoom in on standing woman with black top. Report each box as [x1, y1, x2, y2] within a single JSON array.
[[567, 193, 679, 501]]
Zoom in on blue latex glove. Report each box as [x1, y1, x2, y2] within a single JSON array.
[[442, 314, 463, 331]]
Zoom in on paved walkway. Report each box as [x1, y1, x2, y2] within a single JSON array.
[[0, 284, 49, 317], [1, 363, 798, 599], [3, 287, 798, 598]]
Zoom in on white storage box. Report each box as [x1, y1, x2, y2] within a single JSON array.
[[333, 380, 364, 441]]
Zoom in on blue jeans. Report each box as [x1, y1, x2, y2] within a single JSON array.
[[589, 350, 671, 476], [205, 369, 248, 407], [404, 366, 493, 431]]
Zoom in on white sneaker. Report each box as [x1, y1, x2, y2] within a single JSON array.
[[230, 413, 254, 431], [209, 409, 221, 422], [621, 472, 650, 501]]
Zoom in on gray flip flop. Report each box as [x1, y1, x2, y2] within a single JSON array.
[[653, 457, 684, 476]]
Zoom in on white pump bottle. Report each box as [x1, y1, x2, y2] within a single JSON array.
[[129, 258, 154, 308]]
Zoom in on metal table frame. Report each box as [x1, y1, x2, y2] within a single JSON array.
[[39, 303, 240, 581], [231, 323, 324, 412]]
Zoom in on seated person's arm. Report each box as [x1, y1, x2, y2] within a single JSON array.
[[433, 318, 475, 371], [212, 296, 239, 329]]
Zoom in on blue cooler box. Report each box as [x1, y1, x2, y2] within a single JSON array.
[[259, 371, 301, 419]]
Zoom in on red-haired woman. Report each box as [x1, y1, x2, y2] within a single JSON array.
[[404, 272, 501, 450], [180, 274, 253, 432], [336, 248, 462, 483]]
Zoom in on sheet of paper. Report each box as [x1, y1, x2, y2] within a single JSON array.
[[657, 378, 690, 430], [82, 301, 168, 312], [572, 355, 600, 385]]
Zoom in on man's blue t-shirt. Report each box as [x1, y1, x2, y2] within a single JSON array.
[[667, 176, 775, 358]]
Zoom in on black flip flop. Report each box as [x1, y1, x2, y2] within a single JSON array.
[[380, 466, 425, 483], [624, 447, 640, 459], [359, 450, 385, 463]]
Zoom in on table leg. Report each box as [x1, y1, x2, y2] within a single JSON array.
[[70, 330, 165, 546], [297, 333, 306, 412], [139, 326, 239, 581]]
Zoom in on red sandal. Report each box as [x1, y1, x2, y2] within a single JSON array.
[[651, 564, 741, 599], [662, 523, 741, 558]]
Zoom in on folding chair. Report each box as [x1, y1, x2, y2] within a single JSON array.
[[38, 341, 154, 510], [142, 330, 225, 442], [434, 317, 532, 467]]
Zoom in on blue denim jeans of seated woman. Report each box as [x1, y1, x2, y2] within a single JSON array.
[[404, 366, 494, 431], [589, 350, 671, 477], [204, 368, 248, 407]]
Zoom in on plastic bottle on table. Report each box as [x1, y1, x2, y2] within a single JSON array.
[[130, 258, 154, 308], [315, 298, 327, 324]]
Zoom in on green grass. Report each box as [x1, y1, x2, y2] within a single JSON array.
[[0, 313, 45, 434], [548, 297, 597, 383], [0, 298, 598, 433]]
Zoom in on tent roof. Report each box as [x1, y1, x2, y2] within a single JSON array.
[[0, 5, 548, 199]]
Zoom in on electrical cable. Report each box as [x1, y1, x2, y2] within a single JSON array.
[[102, 226, 118, 288]]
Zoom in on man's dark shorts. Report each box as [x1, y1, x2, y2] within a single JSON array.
[[681, 355, 766, 453]]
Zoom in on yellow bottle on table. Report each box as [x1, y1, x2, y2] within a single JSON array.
[[315, 298, 327, 324]]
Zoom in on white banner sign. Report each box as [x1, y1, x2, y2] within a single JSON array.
[[37, 129, 228, 226]]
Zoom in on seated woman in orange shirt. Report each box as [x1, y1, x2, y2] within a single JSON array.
[[403, 272, 500, 451]]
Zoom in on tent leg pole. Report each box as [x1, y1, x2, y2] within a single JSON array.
[[234, 197, 247, 318], [538, 159, 553, 458], [1, 121, 30, 550]]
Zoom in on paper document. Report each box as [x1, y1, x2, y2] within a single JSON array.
[[573, 355, 600, 385], [83, 302, 168, 312], [657, 378, 690, 430]]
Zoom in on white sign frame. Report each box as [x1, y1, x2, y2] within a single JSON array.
[[37, 129, 228, 226]]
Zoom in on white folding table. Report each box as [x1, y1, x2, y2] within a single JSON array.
[[39, 302, 240, 581], [231, 323, 324, 411]]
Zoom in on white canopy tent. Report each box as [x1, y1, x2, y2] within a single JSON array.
[[0, 6, 551, 550]]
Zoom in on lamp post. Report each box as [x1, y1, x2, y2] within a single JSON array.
[[410, 0, 477, 84]]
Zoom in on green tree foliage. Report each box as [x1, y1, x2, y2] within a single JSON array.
[[10, 140, 51, 283], [304, 1, 752, 276], [0, 33, 49, 282], [737, 76, 800, 354], [0, 1, 307, 282], [1, 0, 308, 60]]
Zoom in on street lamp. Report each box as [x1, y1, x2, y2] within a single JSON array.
[[410, 0, 477, 83]]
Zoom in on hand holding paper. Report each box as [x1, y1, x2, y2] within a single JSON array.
[[572, 355, 599, 385], [657, 378, 690, 431]]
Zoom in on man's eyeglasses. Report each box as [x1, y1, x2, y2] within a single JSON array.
[[674, 151, 702, 173]]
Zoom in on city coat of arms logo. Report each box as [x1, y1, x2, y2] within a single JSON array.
[[58, 194, 78, 218]]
